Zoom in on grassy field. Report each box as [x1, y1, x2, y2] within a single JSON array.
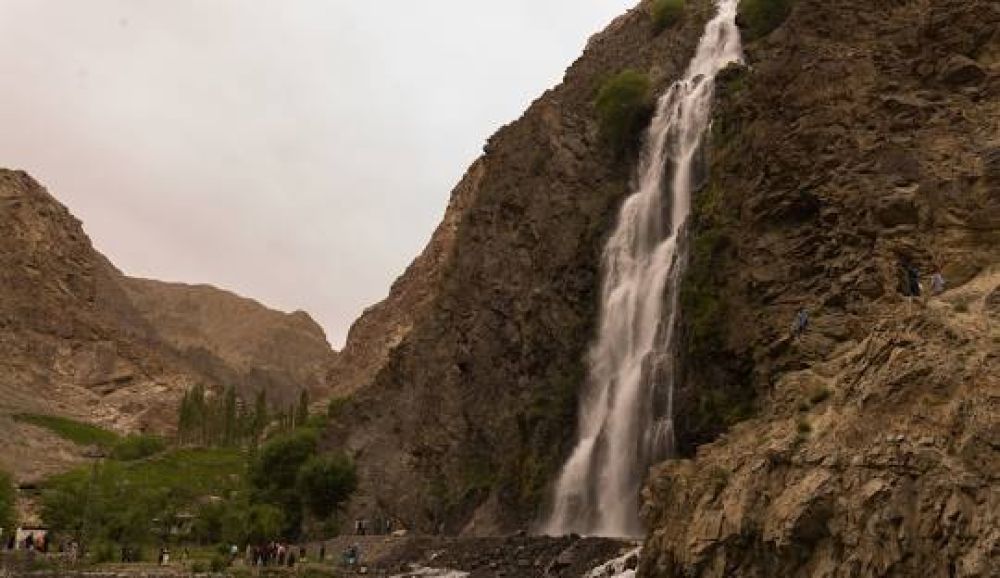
[[43, 446, 248, 500], [121, 447, 247, 497], [14, 413, 120, 448]]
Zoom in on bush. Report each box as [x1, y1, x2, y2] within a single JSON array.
[[651, 0, 685, 31], [296, 455, 357, 519], [739, 0, 794, 40], [326, 396, 352, 420], [111, 434, 166, 461], [91, 542, 117, 564], [0, 470, 14, 535], [210, 555, 229, 572], [595, 70, 653, 157]]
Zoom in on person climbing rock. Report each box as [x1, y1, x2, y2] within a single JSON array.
[[907, 263, 921, 297], [791, 308, 809, 337]]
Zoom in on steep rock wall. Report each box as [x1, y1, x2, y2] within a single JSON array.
[[642, 0, 999, 575], [326, 0, 723, 534]]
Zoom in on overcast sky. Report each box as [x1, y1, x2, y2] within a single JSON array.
[[0, 0, 636, 347]]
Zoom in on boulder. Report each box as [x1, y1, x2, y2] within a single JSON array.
[[875, 189, 920, 227], [938, 54, 986, 87]]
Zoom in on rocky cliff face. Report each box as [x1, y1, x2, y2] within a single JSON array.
[[326, 0, 998, 569], [0, 170, 182, 430], [641, 0, 999, 575], [325, 0, 725, 535], [326, 160, 485, 399], [0, 169, 333, 480]]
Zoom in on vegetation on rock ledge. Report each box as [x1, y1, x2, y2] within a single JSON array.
[[595, 70, 653, 158], [14, 413, 120, 448], [739, 0, 794, 40], [651, 0, 685, 32], [0, 470, 14, 536]]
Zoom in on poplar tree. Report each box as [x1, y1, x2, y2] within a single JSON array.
[[296, 390, 310, 428], [223, 386, 238, 446], [252, 390, 268, 445]]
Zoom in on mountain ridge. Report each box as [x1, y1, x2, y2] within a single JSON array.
[[0, 168, 334, 482]]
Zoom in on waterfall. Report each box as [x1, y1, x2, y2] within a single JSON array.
[[544, 0, 743, 537]]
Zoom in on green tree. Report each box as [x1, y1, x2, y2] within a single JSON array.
[[249, 428, 318, 538], [41, 464, 105, 551], [739, 0, 794, 39], [0, 470, 16, 537], [595, 70, 653, 157], [251, 389, 268, 445], [296, 455, 357, 520], [295, 390, 310, 429], [187, 384, 207, 445], [651, 0, 685, 31], [246, 504, 285, 544], [250, 429, 317, 496], [223, 386, 238, 446], [177, 391, 192, 443]]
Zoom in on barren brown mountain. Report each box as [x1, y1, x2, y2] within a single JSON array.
[[0, 169, 333, 482]]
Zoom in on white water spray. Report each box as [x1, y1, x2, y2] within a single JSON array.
[[545, 0, 743, 537]]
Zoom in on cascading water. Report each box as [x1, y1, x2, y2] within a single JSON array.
[[545, 0, 743, 537]]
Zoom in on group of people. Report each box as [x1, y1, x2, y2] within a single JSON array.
[[900, 260, 946, 301], [245, 542, 308, 568], [790, 260, 948, 339], [3, 531, 47, 552], [354, 515, 395, 536]]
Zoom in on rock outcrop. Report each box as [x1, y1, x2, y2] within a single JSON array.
[[641, 0, 999, 575]]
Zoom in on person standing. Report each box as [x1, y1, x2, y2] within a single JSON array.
[[791, 308, 809, 338], [931, 271, 946, 296]]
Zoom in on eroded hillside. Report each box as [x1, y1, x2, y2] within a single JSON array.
[[0, 170, 333, 481], [122, 277, 333, 406]]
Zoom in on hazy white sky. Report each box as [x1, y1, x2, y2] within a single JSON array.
[[0, 0, 636, 347]]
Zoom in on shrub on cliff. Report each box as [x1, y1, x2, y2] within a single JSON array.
[[651, 0, 685, 32], [0, 470, 14, 535], [595, 70, 653, 157], [739, 0, 794, 39]]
